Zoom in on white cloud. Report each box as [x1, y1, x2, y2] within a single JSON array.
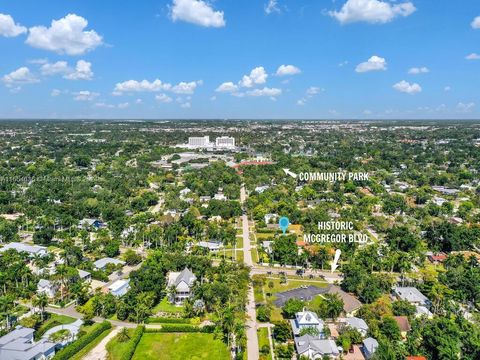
[[171, 0, 226, 28], [135, 99, 143, 104], [472, 16, 480, 29], [26, 14, 103, 55], [466, 53, 480, 60], [457, 102, 475, 113], [114, 79, 171, 93], [0, 13, 27, 37], [444, 86, 451, 92], [40, 60, 93, 80], [329, 0, 416, 24], [51, 89, 62, 97], [171, 80, 201, 94], [393, 80, 422, 94], [338, 60, 349, 67], [2, 67, 39, 87], [240, 67, 268, 87], [216, 82, 239, 93], [181, 102, 191, 108], [265, 0, 280, 15], [64, 60, 93, 80], [94, 102, 115, 108], [297, 99, 306, 106], [246, 87, 282, 97], [118, 102, 129, 109], [155, 94, 173, 103], [41, 61, 70, 76], [276, 64, 301, 76], [355, 55, 387, 72], [74, 90, 99, 101], [306, 86, 321, 95], [408, 66, 429, 74]]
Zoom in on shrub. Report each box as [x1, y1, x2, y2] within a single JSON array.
[[146, 317, 191, 324], [53, 321, 112, 360], [120, 326, 145, 360], [144, 324, 214, 333]]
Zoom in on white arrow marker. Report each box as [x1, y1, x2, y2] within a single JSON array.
[[283, 168, 298, 179], [331, 249, 341, 273]]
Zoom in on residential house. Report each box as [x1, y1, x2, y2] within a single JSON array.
[[393, 287, 430, 307], [167, 268, 197, 304], [0, 242, 48, 258], [0, 326, 57, 360], [108, 279, 130, 297], [93, 257, 125, 270], [294, 335, 340, 359], [37, 279, 58, 298], [393, 316, 411, 338], [197, 241, 223, 252], [326, 286, 362, 316], [42, 319, 83, 347], [362, 338, 378, 359], [341, 317, 369, 337], [291, 310, 325, 337], [264, 213, 278, 225], [78, 269, 91, 283], [78, 218, 105, 230]]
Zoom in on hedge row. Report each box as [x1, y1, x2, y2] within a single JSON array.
[[145, 324, 215, 333], [146, 317, 191, 324], [53, 321, 112, 360], [120, 325, 145, 360]]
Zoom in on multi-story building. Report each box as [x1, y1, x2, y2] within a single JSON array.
[[215, 136, 235, 148], [188, 136, 211, 148]]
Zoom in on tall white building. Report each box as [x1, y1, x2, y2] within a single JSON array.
[[215, 136, 235, 148], [188, 136, 211, 147]]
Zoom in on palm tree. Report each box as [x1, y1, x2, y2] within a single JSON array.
[[32, 293, 49, 321], [117, 327, 130, 342]]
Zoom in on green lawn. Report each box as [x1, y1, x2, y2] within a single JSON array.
[[132, 333, 230, 360], [36, 313, 77, 339], [152, 296, 184, 314], [106, 328, 136, 360], [258, 328, 272, 360]]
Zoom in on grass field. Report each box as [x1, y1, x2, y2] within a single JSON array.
[[106, 328, 135, 360], [257, 327, 272, 360], [152, 296, 184, 314], [36, 313, 76, 339], [132, 333, 230, 360]]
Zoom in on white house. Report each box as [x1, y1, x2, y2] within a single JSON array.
[[291, 310, 325, 337], [78, 269, 91, 283], [93, 257, 125, 270], [108, 279, 130, 297], [37, 279, 58, 298], [0, 326, 57, 360], [342, 317, 369, 336], [362, 337, 379, 359], [264, 213, 278, 225], [393, 287, 430, 307], [42, 319, 83, 347], [167, 268, 197, 304], [294, 335, 340, 359], [0, 242, 48, 258]]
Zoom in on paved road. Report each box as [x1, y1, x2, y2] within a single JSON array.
[[241, 184, 259, 360], [83, 326, 120, 360], [251, 266, 342, 284]]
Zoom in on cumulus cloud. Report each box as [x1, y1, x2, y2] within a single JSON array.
[[114, 79, 172, 93], [393, 80, 422, 94], [457, 102, 475, 113], [40, 60, 93, 80], [171, 80, 202, 94], [216, 82, 239, 93], [155, 94, 173, 103], [181, 102, 191, 108], [2, 67, 39, 87], [246, 87, 282, 97], [118, 102, 129, 109], [306, 86, 322, 95], [265, 0, 280, 15], [329, 0, 416, 24], [51, 89, 62, 97], [73, 90, 99, 101], [466, 53, 480, 60], [276, 65, 301, 76], [355, 55, 387, 72], [0, 13, 27, 37], [171, 0, 226, 28], [26, 14, 103, 55], [408, 66, 429, 74], [240, 67, 268, 88], [472, 16, 480, 29]]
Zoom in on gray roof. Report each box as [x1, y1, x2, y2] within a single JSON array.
[[393, 287, 429, 304], [78, 269, 91, 279], [43, 319, 83, 339], [0, 326, 56, 360], [37, 279, 54, 288], [93, 257, 125, 269], [345, 317, 369, 332], [175, 268, 196, 287], [0, 242, 47, 256], [294, 335, 339, 357], [363, 337, 379, 354], [327, 285, 363, 313]]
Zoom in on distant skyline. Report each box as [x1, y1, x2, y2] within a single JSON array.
[[0, 0, 479, 119]]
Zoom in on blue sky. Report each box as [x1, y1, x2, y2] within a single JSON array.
[[0, 0, 479, 119]]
